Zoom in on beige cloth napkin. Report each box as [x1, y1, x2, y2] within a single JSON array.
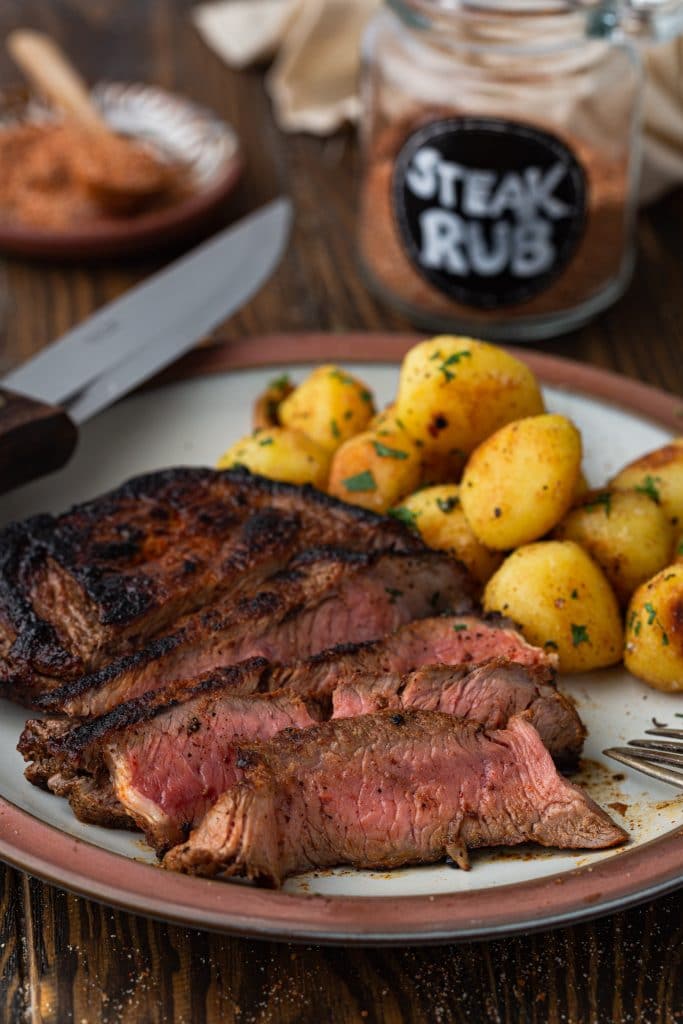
[[193, 0, 683, 201]]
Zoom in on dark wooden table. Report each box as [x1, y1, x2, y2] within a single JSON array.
[[0, 3, 681, 1022]]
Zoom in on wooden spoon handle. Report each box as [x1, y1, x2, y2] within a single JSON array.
[[7, 29, 107, 132], [0, 388, 78, 496]]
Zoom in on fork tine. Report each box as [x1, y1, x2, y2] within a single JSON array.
[[628, 738, 683, 757], [603, 747, 683, 789], [625, 745, 683, 767], [645, 726, 683, 739]]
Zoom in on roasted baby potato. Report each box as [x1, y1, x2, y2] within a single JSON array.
[[217, 427, 330, 489], [610, 437, 683, 529], [394, 336, 544, 458], [279, 365, 376, 453], [624, 564, 683, 691], [371, 404, 466, 486], [460, 414, 582, 550], [328, 428, 421, 513], [252, 373, 295, 430], [394, 485, 503, 585], [483, 540, 623, 673], [554, 489, 676, 606]]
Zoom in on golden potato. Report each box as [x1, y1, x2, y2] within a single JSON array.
[[279, 365, 375, 453], [217, 427, 330, 489], [371, 403, 466, 487], [554, 489, 676, 606], [328, 428, 421, 513], [483, 541, 623, 673], [460, 414, 582, 550], [395, 485, 503, 585], [624, 564, 683, 691], [610, 437, 683, 530], [394, 336, 544, 458]]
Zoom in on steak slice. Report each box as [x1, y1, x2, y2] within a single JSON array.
[[0, 467, 423, 704], [163, 710, 627, 885], [331, 659, 585, 764], [267, 613, 557, 700], [19, 659, 312, 849], [37, 548, 473, 716]]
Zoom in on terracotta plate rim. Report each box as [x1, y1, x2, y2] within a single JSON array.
[[1, 331, 681, 944]]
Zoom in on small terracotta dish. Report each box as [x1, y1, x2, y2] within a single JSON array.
[[0, 82, 242, 259]]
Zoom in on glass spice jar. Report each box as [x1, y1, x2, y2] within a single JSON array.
[[358, 0, 683, 340]]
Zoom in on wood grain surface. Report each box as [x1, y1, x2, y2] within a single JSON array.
[[0, 2, 681, 1021]]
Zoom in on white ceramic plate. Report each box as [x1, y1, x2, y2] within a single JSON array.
[[0, 342, 681, 941]]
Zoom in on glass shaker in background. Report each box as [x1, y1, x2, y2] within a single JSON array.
[[358, 0, 683, 341]]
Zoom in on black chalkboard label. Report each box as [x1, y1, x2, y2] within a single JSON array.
[[392, 117, 587, 310]]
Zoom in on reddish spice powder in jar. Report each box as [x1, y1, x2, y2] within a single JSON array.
[[357, 2, 644, 339], [359, 110, 631, 329]]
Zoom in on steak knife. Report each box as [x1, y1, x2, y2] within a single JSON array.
[[0, 198, 292, 496]]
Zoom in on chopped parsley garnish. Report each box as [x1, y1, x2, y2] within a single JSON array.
[[329, 369, 354, 385], [662, 632, 670, 646], [571, 624, 590, 647], [330, 419, 340, 439], [644, 602, 657, 625], [584, 491, 612, 516], [269, 373, 291, 391], [436, 496, 459, 514], [436, 350, 471, 383], [343, 409, 353, 421], [258, 437, 274, 447], [635, 475, 662, 504], [343, 470, 377, 493], [544, 640, 559, 650], [570, 589, 579, 600], [372, 440, 408, 460], [390, 507, 420, 530], [634, 620, 642, 636], [453, 623, 468, 632], [360, 389, 373, 404], [677, 538, 683, 556]]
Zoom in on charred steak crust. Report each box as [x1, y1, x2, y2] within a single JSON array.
[[0, 467, 426, 701], [37, 549, 474, 716], [163, 710, 627, 885]]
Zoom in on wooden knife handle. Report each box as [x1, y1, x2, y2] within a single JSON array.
[[0, 388, 78, 496]]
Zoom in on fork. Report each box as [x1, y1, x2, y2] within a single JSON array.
[[604, 725, 683, 789]]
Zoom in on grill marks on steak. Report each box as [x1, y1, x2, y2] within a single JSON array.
[[163, 710, 627, 885], [267, 613, 557, 701], [0, 467, 424, 704], [38, 550, 473, 717], [332, 660, 584, 765]]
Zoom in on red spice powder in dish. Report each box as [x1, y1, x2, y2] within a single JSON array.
[[0, 119, 189, 229]]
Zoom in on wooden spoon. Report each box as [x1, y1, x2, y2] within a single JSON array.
[[7, 30, 171, 214]]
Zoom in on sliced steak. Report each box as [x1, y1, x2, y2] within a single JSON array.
[[19, 660, 312, 849], [20, 654, 580, 850], [267, 613, 557, 700], [163, 710, 627, 885], [38, 548, 473, 716], [332, 659, 585, 764], [0, 467, 423, 705]]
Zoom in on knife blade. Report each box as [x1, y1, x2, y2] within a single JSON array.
[[3, 198, 291, 412], [0, 198, 292, 495]]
